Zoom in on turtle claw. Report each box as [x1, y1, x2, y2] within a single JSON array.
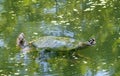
[[88, 38, 96, 45]]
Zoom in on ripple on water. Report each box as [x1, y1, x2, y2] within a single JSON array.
[[0, 70, 3, 72], [83, 61, 88, 64], [14, 72, 20, 75]]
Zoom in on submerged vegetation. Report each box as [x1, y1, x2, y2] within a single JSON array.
[[0, 0, 120, 76]]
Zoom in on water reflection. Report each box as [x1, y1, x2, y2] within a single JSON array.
[[11, 48, 53, 75], [35, 50, 52, 75], [95, 70, 109, 76], [84, 68, 113, 76], [40, 21, 74, 37], [2, 46, 116, 76], [15, 52, 30, 66], [0, 39, 4, 47], [84, 68, 92, 76]]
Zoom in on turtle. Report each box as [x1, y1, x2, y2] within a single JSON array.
[[16, 33, 96, 53]]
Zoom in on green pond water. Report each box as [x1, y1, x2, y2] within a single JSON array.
[[0, 0, 120, 76]]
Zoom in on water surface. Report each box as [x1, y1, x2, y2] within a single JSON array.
[[0, 0, 120, 76]]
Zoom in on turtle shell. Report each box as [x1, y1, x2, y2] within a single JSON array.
[[31, 36, 79, 51]]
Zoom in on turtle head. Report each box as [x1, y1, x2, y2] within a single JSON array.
[[16, 33, 28, 48]]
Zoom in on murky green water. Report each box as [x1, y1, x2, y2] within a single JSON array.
[[0, 0, 120, 76]]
